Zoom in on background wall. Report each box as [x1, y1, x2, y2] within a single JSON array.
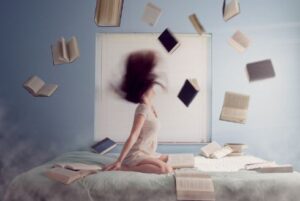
[[0, 0, 299, 197]]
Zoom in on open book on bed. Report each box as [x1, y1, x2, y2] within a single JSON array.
[[167, 154, 195, 169]]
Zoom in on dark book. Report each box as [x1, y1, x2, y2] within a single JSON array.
[[177, 79, 200, 107], [246, 59, 275, 82], [91, 137, 117, 154], [158, 28, 180, 53]]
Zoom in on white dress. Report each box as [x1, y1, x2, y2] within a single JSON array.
[[123, 103, 161, 166]]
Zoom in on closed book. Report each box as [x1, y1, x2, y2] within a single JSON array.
[[246, 59, 275, 82], [94, 0, 124, 27], [229, 30, 250, 53], [223, 0, 240, 21], [189, 14, 205, 35], [178, 79, 200, 107], [142, 2, 162, 26], [91, 137, 117, 154], [224, 143, 248, 153], [158, 28, 180, 53]]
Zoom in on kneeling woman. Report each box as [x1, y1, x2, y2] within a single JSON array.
[[104, 50, 173, 174]]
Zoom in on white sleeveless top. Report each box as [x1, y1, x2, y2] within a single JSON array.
[[123, 103, 161, 166]]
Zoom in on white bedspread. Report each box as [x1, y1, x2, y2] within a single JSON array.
[[194, 155, 267, 172]]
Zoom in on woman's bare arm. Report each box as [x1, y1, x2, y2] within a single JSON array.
[[104, 114, 145, 170]]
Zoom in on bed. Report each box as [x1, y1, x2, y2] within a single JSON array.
[[4, 151, 300, 201]]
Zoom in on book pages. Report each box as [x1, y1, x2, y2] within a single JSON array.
[[256, 165, 293, 173], [220, 92, 250, 124], [175, 170, 215, 201], [224, 143, 248, 153], [60, 37, 69, 62], [229, 30, 250, 52], [53, 163, 102, 171], [38, 84, 58, 97], [68, 37, 80, 62], [200, 141, 222, 158], [210, 146, 233, 159], [142, 2, 162, 26], [95, 0, 123, 26], [189, 14, 205, 35], [168, 154, 195, 169], [245, 161, 277, 170], [45, 167, 93, 184], [223, 0, 240, 21], [52, 43, 66, 65], [23, 75, 45, 95]]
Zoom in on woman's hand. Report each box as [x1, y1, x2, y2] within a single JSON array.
[[103, 160, 122, 171]]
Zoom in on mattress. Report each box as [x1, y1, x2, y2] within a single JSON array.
[[4, 151, 300, 201]]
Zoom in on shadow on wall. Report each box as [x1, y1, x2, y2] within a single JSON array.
[[0, 101, 60, 198]]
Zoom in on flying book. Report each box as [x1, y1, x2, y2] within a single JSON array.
[[91, 137, 117, 154], [167, 154, 195, 169], [246, 59, 275, 82], [158, 28, 180, 53], [94, 0, 124, 26], [222, 0, 240, 21], [23, 75, 58, 97], [220, 92, 250, 124], [229, 30, 250, 53], [51, 36, 80, 65], [200, 141, 222, 158], [177, 79, 200, 107], [142, 2, 162, 26], [189, 14, 205, 35], [175, 170, 215, 201]]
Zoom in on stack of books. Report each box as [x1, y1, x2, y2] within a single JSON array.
[[225, 143, 248, 156]]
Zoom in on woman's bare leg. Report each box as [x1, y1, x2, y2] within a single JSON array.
[[122, 158, 173, 174]]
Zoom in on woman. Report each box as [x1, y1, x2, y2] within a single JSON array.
[[104, 50, 173, 174]]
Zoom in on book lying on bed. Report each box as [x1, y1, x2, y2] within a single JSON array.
[[51, 36, 80, 65], [91, 137, 117, 154], [167, 154, 195, 169], [225, 143, 248, 156], [53, 163, 102, 171], [245, 162, 293, 173], [210, 146, 233, 159], [222, 0, 240, 21], [23, 75, 58, 97], [175, 170, 215, 201], [200, 141, 222, 158], [142, 2, 162, 26], [220, 91, 250, 124]]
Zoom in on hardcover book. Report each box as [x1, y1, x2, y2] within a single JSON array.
[[177, 79, 200, 107], [94, 0, 124, 27], [222, 0, 240, 21], [142, 2, 162, 26], [51, 36, 80, 65], [246, 59, 275, 82], [189, 14, 205, 35], [220, 92, 250, 124], [158, 28, 180, 53], [91, 137, 117, 154], [23, 75, 58, 97], [229, 30, 250, 52]]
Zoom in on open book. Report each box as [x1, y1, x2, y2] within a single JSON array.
[[46, 163, 102, 184], [210, 146, 233, 159], [222, 0, 240, 21], [229, 30, 250, 53], [189, 14, 205, 35], [23, 75, 58, 97], [51, 36, 80, 65], [177, 79, 200, 107], [142, 2, 162, 26], [167, 154, 195, 169], [175, 170, 215, 201], [245, 162, 293, 173], [200, 141, 222, 158], [94, 0, 124, 26], [220, 91, 250, 124]]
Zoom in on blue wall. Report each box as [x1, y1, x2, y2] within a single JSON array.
[[0, 0, 300, 195]]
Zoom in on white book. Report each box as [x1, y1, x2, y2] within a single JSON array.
[[229, 30, 250, 53], [23, 75, 58, 97], [51, 36, 80, 65], [210, 146, 233, 159], [142, 2, 162, 26], [224, 143, 248, 153], [189, 14, 205, 35], [220, 92, 250, 124], [245, 161, 277, 170], [256, 164, 293, 173], [45, 167, 93, 185], [223, 0, 240, 21], [94, 0, 123, 26], [175, 170, 215, 201], [168, 154, 195, 169], [200, 141, 222, 158], [53, 163, 102, 171]]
